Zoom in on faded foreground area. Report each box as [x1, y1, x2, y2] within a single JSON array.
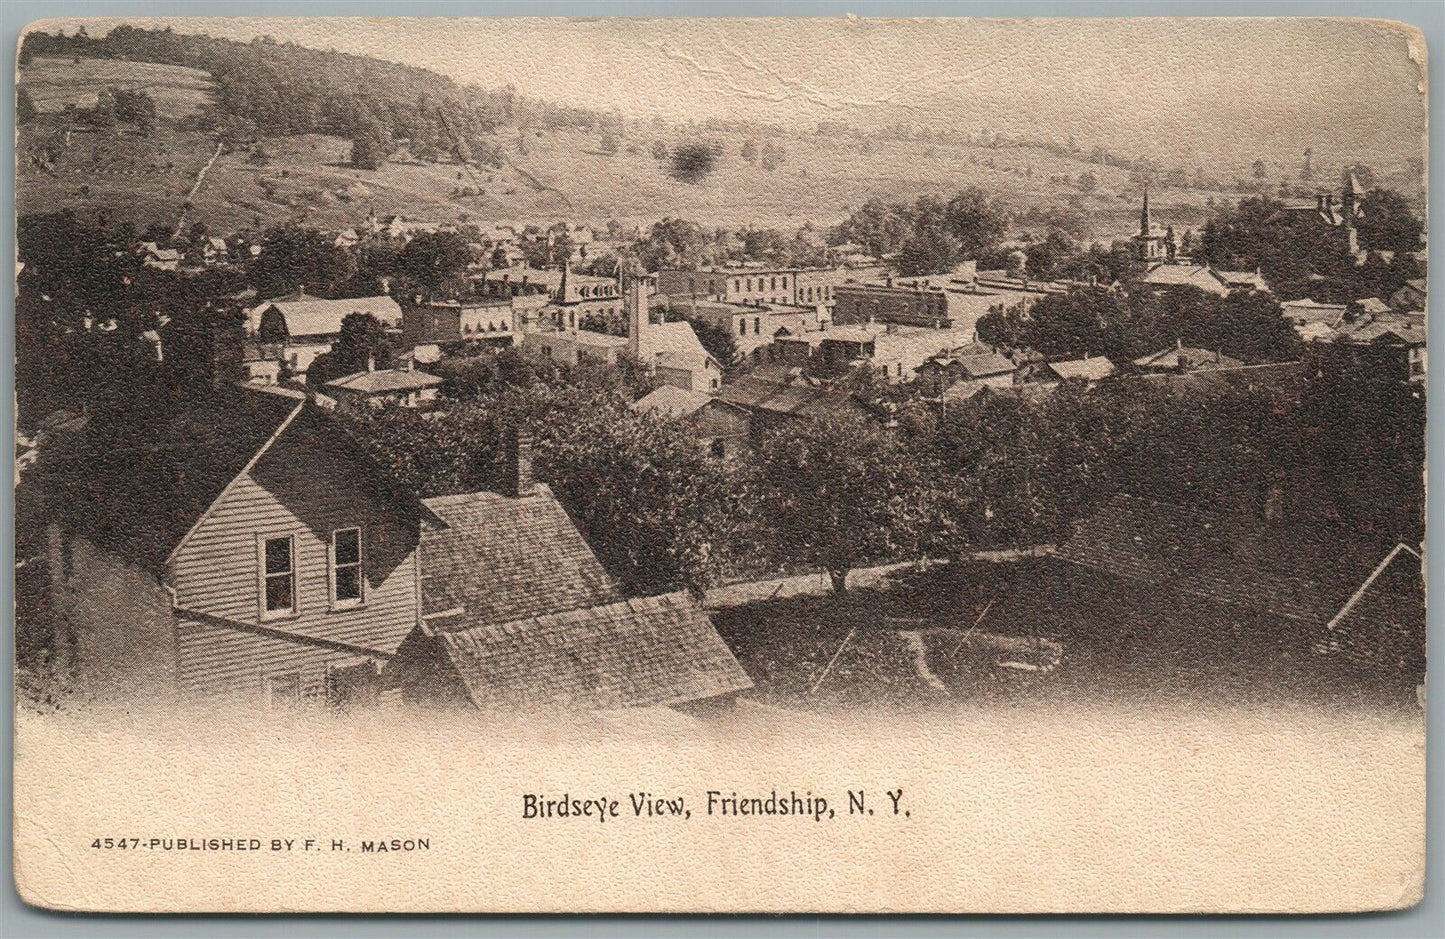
[[13, 699, 1424, 914]]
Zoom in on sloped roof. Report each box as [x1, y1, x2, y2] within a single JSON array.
[[1296, 321, 1338, 342], [326, 368, 443, 395], [1340, 316, 1426, 345], [1055, 493, 1407, 625], [419, 487, 617, 625], [640, 321, 714, 370], [956, 352, 1017, 379], [1355, 297, 1392, 315], [435, 591, 752, 710], [632, 385, 715, 419], [717, 376, 787, 409], [1139, 264, 1229, 291], [1132, 346, 1244, 371], [1280, 299, 1346, 327], [43, 389, 304, 573], [248, 295, 403, 336], [1215, 269, 1268, 289], [1047, 356, 1115, 381]]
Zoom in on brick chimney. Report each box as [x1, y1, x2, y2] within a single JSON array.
[[626, 275, 646, 362], [503, 427, 535, 498]]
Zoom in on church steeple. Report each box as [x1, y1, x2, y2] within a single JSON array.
[[1140, 188, 1152, 237]]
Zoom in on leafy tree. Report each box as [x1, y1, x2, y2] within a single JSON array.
[[308, 312, 394, 385], [749, 415, 930, 593], [669, 140, 719, 184], [895, 229, 959, 276], [651, 140, 668, 161], [598, 129, 618, 154], [250, 224, 356, 298], [740, 137, 758, 163], [350, 122, 390, 170], [944, 187, 1007, 258], [1355, 189, 1424, 254], [1024, 229, 1077, 280], [759, 141, 785, 171], [1252, 159, 1267, 180], [1076, 170, 1097, 193], [395, 230, 471, 301]]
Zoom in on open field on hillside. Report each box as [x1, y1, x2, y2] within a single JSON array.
[[21, 55, 215, 120], [16, 56, 1281, 242]]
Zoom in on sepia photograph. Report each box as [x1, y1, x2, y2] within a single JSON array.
[[9, 14, 1429, 914]]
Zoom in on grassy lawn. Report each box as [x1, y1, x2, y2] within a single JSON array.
[[713, 559, 1420, 713]]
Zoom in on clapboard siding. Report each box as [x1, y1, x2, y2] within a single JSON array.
[[166, 416, 421, 697], [175, 620, 377, 699]]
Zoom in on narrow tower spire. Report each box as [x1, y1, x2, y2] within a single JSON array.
[[1140, 188, 1152, 236]]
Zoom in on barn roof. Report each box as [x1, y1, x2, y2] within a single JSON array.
[[434, 591, 752, 710], [248, 294, 402, 337]]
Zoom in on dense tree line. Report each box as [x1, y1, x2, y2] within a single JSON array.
[[1194, 193, 1423, 302], [977, 285, 1300, 366], [831, 189, 1007, 274], [341, 340, 1422, 602], [21, 24, 613, 163]]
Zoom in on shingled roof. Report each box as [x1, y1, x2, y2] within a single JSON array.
[[419, 487, 617, 625], [326, 367, 443, 395], [431, 591, 752, 710], [42, 388, 304, 573], [1056, 493, 1412, 626]]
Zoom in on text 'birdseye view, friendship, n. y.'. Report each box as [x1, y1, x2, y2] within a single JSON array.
[[11, 16, 1428, 914]]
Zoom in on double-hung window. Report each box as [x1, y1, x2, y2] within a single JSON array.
[[262, 535, 296, 618], [331, 527, 364, 608]]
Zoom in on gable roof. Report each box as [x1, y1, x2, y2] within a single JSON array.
[[956, 351, 1017, 379], [1055, 493, 1413, 626], [248, 295, 403, 336], [43, 389, 305, 573], [1047, 356, 1115, 381], [1139, 264, 1230, 292], [326, 368, 443, 395], [640, 321, 715, 371], [632, 385, 715, 419], [432, 591, 751, 710], [419, 487, 617, 626]]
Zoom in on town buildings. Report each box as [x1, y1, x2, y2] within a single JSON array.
[[323, 360, 443, 413], [247, 292, 403, 378], [632, 385, 752, 458]]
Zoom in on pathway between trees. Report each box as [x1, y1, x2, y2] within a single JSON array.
[[173, 139, 224, 238], [703, 546, 1054, 610]]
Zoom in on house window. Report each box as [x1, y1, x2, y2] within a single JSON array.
[[771, 277, 777, 290], [754, 317, 761, 334], [734, 279, 741, 293], [262, 535, 296, 617], [782, 276, 788, 289], [264, 671, 302, 708], [738, 319, 747, 336], [710, 439, 727, 458]]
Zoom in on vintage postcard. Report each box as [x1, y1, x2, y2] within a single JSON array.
[[11, 16, 1427, 913]]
